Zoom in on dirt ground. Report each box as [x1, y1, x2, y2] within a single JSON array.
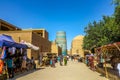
[[11, 61, 107, 80]]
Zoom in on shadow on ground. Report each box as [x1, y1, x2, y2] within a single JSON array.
[[96, 66, 120, 80], [9, 68, 45, 80]]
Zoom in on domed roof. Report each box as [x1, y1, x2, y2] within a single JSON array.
[[73, 35, 84, 40]]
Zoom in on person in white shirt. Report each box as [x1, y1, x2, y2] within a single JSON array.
[[117, 62, 120, 76]]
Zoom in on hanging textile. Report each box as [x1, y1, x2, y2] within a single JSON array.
[[0, 46, 6, 59]]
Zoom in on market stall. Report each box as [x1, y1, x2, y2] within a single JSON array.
[[95, 42, 120, 79], [0, 34, 28, 79], [0, 34, 27, 48], [24, 42, 39, 50]]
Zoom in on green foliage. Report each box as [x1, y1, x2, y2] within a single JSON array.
[[83, 0, 120, 50], [83, 16, 120, 50], [112, 0, 120, 5], [114, 5, 120, 25]]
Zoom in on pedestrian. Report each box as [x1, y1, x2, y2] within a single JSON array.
[[117, 61, 120, 77], [89, 56, 95, 71], [31, 57, 36, 70], [60, 55, 63, 66], [6, 56, 14, 78], [52, 57, 55, 68], [85, 56, 89, 66], [21, 55, 27, 72], [71, 56, 73, 61], [39, 55, 43, 66], [57, 56, 62, 66], [57, 56, 60, 63], [50, 58, 52, 67], [64, 56, 67, 66]]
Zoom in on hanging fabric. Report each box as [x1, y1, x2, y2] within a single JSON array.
[[1, 46, 7, 59]]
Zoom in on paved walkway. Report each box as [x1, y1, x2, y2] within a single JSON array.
[[11, 61, 107, 80]]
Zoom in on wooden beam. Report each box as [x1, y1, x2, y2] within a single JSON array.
[[1, 23, 14, 30], [0, 19, 21, 30]]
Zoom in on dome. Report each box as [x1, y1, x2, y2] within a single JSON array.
[[73, 35, 84, 40]]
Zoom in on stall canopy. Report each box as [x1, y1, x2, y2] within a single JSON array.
[[0, 34, 27, 48], [95, 42, 120, 55], [24, 42, 39, 50]]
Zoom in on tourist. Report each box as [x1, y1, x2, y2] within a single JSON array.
[[21, 55, 27, 72], [50, 58, 52, 67], [31, 57, 36, 70], [52, 57, 55, 68], [31, 57, 34, 67], [64, 56, 67, 66], [85, 56, 89, 66], [60, 55, 63, 66], [57, 56, 62, 66], [89, 55, 95, 71], [57, 56, 60, 62], [6, 56, 14, 78], [71, 56, 74, 61], [14, 57, 22, 72], [39, 55, 43, 66]]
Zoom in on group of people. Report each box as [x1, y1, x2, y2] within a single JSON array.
[[49, 55, 69, 67], [85, 54, 96, 71], [85, 54, 120, 77], [0, 47, 36, 79], [57, 55, 68, 66], [40, 55, 69, 68]]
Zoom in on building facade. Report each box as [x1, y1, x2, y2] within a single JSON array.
[[51, 41, 62, 56], [70, 35, 84, 57], [0, 19, 51, 60], [32, 29, 48, 40]]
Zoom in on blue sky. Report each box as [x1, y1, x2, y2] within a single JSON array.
[[0, 0, 115, 50]]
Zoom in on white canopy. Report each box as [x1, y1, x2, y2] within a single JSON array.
[[24, 42, 39, 50]]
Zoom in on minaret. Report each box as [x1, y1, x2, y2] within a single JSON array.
[[56, 31, 67, 56]]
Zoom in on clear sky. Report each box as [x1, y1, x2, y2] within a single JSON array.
[[0, 0, 115, 50]]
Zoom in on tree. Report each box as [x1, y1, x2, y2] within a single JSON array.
[[83, 16, 120, 50], [112, 0, 120, 5], [83, 0, 120, 50]]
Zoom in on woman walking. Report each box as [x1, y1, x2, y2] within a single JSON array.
[[64, 56, 67, 66]]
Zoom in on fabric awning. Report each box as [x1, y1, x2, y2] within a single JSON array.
[[95, 42, 120, 55], [24, 42, 39, 50], [0, 34, 27, 48]]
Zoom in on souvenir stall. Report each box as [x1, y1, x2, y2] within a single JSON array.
[[20, 40, 40, 69], [0, 34, 28, 79], [23, 42, 40, 69], [95, 42, 120, 79], [23, 42, 39, 51]]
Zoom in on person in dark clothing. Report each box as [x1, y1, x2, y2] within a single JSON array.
[[6, 57, 14, 78], [31, 57, 36, 70]]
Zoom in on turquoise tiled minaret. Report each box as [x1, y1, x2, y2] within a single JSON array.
[[56, 31, 67, 56]]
